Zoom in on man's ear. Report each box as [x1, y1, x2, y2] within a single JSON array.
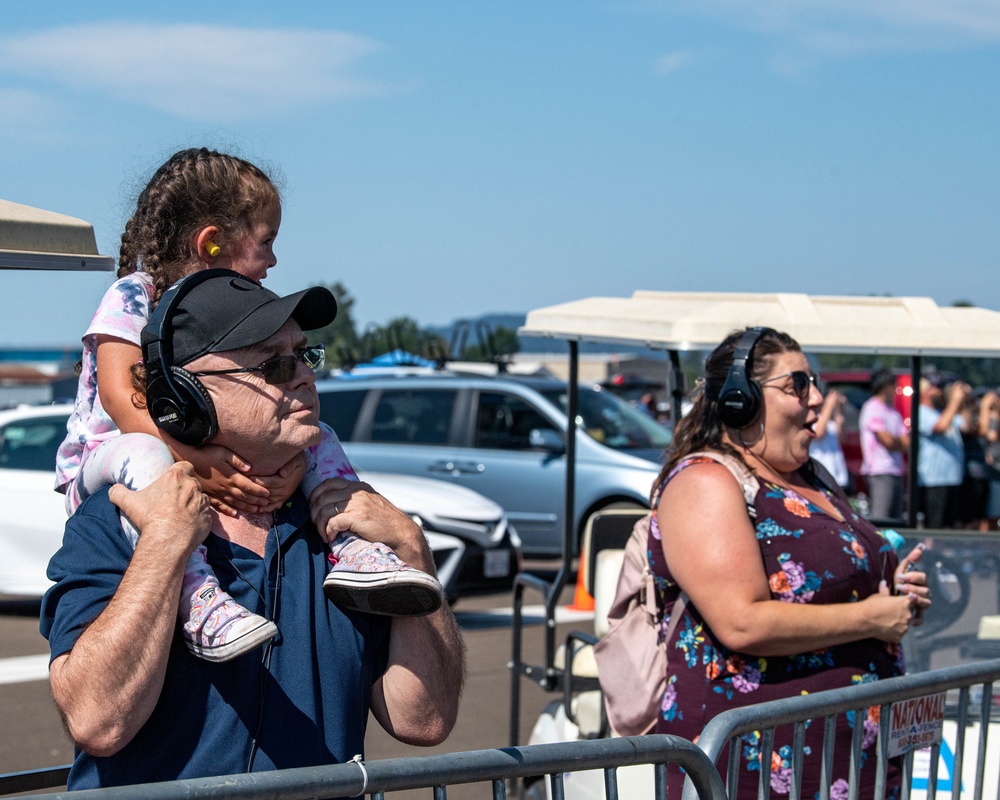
[[195, 226, 221, 263]]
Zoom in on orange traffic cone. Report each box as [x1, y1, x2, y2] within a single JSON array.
[[567, 552, 596, 611]]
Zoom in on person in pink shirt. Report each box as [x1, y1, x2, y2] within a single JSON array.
[[859, 369, 910, 521]]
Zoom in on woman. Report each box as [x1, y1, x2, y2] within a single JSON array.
[[650, 327, 930, 800]]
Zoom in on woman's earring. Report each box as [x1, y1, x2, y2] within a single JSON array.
[[737, 418, 765, 448]]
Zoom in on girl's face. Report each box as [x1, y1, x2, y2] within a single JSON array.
[[220, 202, 281, 282]]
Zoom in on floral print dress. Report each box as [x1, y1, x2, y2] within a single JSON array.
[[650, 455, 903, 800]]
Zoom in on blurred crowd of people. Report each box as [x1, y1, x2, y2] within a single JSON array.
[[630, 367, 1000, 531], [933, 374, 1000, 531], [824, 369, 1000, 530]]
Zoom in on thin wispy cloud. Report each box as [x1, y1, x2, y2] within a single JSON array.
[[0, 88, 56, 125], [656, 0, 1000, 57], [0, 23, 390, 122], [655, 50, 694, 75]]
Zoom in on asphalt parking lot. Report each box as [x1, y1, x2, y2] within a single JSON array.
[[0, 573, 590, 799]]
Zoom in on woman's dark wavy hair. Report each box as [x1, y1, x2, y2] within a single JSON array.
[[117, 147, 281, 307], [651, 327, 800, 503]]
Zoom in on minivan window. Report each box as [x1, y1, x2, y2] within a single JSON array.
[[371, 389, 456, 445], [318, 389, 367, 442], [539, 386, 672, 451], [476, 391, 557, 450]]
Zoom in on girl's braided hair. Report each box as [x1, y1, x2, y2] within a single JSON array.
[[117, 148, 280, 306]]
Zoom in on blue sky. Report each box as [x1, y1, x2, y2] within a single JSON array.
[[1, 1, 997, 347]]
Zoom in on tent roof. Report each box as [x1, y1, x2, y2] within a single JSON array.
[[0, 198, 114, 272], [519, 291, 1000, 357]]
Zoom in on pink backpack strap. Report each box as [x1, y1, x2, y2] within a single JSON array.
[[684, 450, 759, 519]]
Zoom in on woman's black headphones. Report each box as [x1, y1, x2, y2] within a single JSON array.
[[141, 271, 222, 447], [715, 326, 776, 429]]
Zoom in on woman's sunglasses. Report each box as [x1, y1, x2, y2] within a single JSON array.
[[760, 370, 820, 400], [194, 344, 326, 385]]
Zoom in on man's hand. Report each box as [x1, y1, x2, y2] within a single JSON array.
[[52, 462, 213, 757], [108, 462, 213, 558], [308, 477, 425, 562]]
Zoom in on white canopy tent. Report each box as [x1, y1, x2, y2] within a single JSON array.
[[0, 198, 114, 272], [519, 290, 1000, 548], [520, 291, 1000, 357]]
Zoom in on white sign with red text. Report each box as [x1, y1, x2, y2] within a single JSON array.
[[889, 693, 946, 758]]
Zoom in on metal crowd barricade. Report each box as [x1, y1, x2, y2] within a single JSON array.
[[0, 735, 726, 800], [682, 658, 1000, 800]]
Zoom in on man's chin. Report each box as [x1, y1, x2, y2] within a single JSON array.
[[305, 424, 323, 449]]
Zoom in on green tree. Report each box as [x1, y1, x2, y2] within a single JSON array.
[[307, 281, 359, 368], [459, 325, 520, 362], [357, 316, 449, 364]]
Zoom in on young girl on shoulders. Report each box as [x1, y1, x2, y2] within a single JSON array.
[[56, 148, 442, 663]]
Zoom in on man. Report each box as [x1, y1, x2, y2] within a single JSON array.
[[40, 271, 465, 789], [858, 369, 909, 521], [917, 372, 969, 529]]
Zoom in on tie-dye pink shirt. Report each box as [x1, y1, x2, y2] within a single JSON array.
[[55, 273, 154, 492]]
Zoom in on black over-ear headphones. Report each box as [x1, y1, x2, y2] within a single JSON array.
[[142, 271, 221, 447], [716, 326, 775, 429]]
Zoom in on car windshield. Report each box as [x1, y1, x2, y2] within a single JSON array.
[[539, 386, 673, 451]]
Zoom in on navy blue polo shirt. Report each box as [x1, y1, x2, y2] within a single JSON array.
[[40, 487, 390, 790]]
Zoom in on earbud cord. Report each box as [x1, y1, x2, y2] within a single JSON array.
[[246, 515, 281, 772]]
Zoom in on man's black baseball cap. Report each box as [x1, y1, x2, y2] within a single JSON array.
[[145, 269, 337, 366]]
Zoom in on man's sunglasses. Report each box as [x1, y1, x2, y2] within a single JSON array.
[[193, 344, 325, 385], [760, 370, 820, 400]]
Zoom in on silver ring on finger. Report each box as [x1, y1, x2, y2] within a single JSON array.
[[334, 501, 342, 515]]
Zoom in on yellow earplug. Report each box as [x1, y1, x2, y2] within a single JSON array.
[[205, 241, 221, 258]]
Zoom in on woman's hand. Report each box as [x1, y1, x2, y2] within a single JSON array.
[[894, 543, 932, 625], [857, 582, 920, 643]]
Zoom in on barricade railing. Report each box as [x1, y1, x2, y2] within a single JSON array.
[[0, 735, 726, 800], [11, 660, 1000, 799], [682, 657, 1000, 800]]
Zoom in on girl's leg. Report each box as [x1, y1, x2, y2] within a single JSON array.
[[73, 434, 276, 661], [305, 423, 444, 616]]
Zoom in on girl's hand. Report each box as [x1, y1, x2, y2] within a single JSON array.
[[186, 444, 271, 516], [252, 453, 308, 513], [894, 543, 932, 625]]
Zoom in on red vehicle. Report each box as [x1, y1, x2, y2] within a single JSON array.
[[819, 369, 912, 496]]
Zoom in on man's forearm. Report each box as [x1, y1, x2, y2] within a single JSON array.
[[376, 523, 466, 743], [375, 605, 466, 746], [49, 525, 187, 756]]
